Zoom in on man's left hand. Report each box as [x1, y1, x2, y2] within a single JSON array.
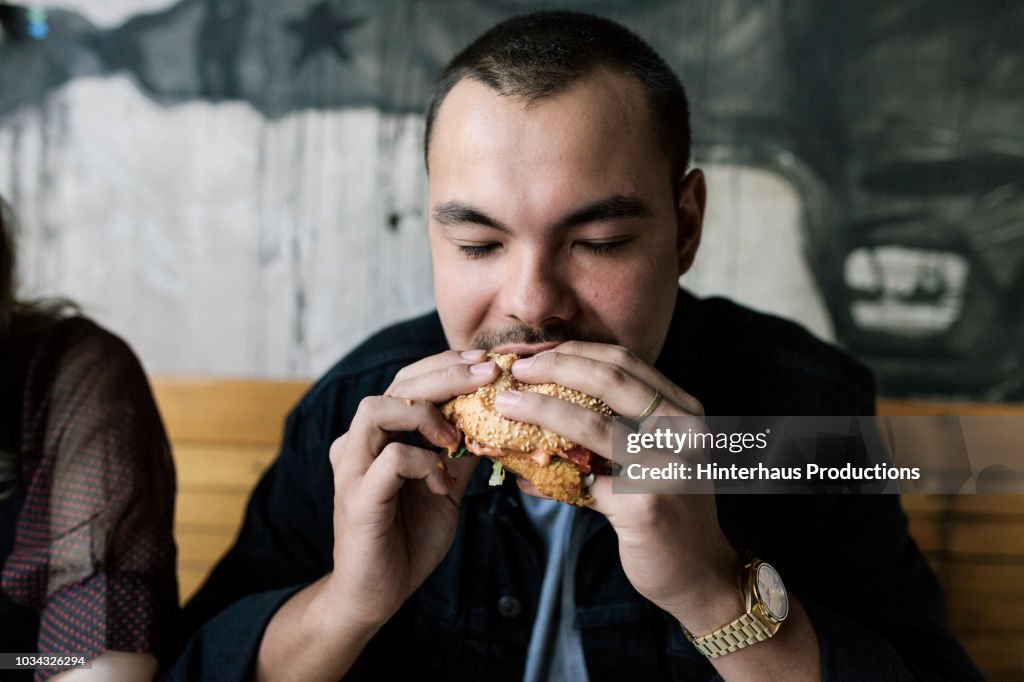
[[493, 341, 745, 633]]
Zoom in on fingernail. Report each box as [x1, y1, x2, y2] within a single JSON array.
[[470, 361, 495, 375], [461, 349, 486, 361], [447, 474, 457, 489], [495, 390, 522, 407], [512, 357, 535, 371]]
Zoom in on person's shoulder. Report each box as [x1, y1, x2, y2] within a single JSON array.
[[689, 295, 875, 413], [11, 314, 160, 434], [56, 317, 155, 397], [62, 315, 136, 354], [700, 297, 870, 381], [13, 313, 145, 378], [293, 309, 447, 417]]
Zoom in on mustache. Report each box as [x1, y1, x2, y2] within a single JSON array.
[[473, 324, 619, 351]]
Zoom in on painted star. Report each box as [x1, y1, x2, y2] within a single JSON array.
[[284, 2, 365, 71]]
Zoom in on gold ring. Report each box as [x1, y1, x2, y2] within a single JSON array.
[[635, 390, 663, 420]]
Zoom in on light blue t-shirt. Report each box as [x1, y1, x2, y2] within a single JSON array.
[[520, 494, 591, 682]]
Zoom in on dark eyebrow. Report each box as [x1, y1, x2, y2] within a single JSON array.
[[432, 202, 510, 233], [431, 194, 652, 233], [554, 194, 652, 231]]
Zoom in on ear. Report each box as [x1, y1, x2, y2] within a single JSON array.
[[675, 169, 706, 276]]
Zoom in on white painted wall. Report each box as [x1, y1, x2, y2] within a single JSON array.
[[691, 164, 834, 342], [2, 75, 433, 377], [1, 72, 832, 378]]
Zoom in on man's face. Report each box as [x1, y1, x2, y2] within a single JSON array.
[[427, 68, 704, 364]]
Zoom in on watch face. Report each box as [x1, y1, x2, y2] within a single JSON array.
[[756, 563, 789, 620]]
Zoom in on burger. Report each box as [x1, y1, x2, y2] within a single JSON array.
[[440, 353, 615, 506]]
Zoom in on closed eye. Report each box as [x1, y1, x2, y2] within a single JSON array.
[[575, 238, 633, 255], [457, 243, 501, 259]]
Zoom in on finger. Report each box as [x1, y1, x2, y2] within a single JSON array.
[[494, 389, 613, 458], [340, 396, 461, 477], [543, 341, 704, 416], [583, 465, 715, 519], [388, 349, 488, 389], [583, 473, 615, 515], [493, 390, 704, 474], [508, 350, 661, 418], [580, 470, 645, 518], [387, 358, 500, 403], [361, 443, 455, 502], [584, 426, 715, 517], [445, 454, 481, 502]]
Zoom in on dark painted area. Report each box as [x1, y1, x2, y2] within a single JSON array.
[[283, 1, 363, 72], [0, 0, 1021, 399]]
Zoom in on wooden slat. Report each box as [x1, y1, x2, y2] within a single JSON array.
[[174, 441, 278, 490], [909, 518, 1024, 556], [959, 634, 1024, 677], [902, 496, 1024, 521], [982, 674, 1024, 682], [946, 560, 1024, 597], [152, 377, 310, 445], [878, 399, 1024, 416], [948, 593, 1024, 631], [952, 495, 1024, 517], [176, 528, 237, 565], [948, 520, 1024, 556], [174, 489, 251, 531]]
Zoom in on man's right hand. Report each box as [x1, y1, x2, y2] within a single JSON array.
[[256, 349, 498, 681], [325, 348, 498, 628]]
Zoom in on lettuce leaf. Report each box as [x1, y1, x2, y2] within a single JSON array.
[[488, 460, 505, 486]]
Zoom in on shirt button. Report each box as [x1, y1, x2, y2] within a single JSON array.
[[498, 595, 522, 619]]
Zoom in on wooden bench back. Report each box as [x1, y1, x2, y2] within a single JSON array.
[[152, 378, 308, 600]]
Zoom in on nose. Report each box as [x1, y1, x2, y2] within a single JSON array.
[[498, 246, 578, 327]]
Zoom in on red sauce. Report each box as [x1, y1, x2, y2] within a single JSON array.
[[463, 437, 595, 472]]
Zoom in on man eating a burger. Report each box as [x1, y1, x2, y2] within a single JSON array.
[[171, 11, 981, 682]]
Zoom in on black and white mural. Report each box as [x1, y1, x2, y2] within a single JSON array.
[[1, 1, 1021, 399]]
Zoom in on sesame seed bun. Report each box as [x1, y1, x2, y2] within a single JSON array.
[[440, 353, 614, 505]]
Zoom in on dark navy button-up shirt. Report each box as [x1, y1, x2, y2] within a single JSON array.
[[167, 290, 982, 681]]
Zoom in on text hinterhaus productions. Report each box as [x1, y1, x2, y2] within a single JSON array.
[[622, 428, 921, 481]]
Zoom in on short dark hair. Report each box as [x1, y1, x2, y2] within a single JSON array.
[[424, 11, 691, 188]]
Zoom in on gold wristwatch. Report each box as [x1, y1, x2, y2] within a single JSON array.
[[681, 555, 789, 659]]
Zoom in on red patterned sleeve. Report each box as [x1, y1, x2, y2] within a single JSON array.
[[1, 319, 178, 679]]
